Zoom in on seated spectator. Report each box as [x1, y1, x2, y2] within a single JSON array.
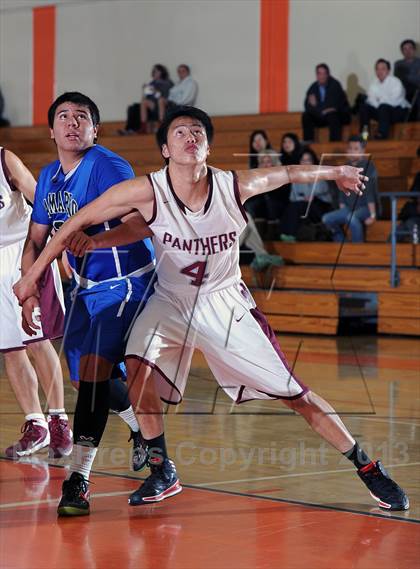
[[394, 39, 420, 121], [0, 88, 10, 127], [249, 130, 272, 168], [258, 149, 288, 240], [280, 132, 301, 166], [322, 136, 378, 242], [359, 59, 410, 139], [280, 147, 333, 239], [163, 64, 198, 115], [397, 171, 420, 242], [119, 64, 173, 135], [302, 63, 350, 142], [239, 214, 284, 271]]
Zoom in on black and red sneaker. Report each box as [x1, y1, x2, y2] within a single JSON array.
[[129, 458, 182, 506], [358, 460, 409, 511], [57, 472, 90, 516]]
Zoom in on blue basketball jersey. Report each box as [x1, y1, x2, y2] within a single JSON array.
[[32, 145, 155, 286]]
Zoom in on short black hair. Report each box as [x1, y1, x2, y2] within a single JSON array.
[[178, 64, 191, 73], [400, 39, 416, 51], [48, 92, 100, 129], [156, 106, 214, 160], [375, 58, 391, 70], [316, 63, 330, 75], [348, 134, 367, 148]]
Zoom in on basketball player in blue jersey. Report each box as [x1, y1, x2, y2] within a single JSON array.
[[18, 92, 155, 515], [15, 106, 409, 515]]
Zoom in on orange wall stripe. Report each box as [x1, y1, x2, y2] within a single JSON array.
[[259, 0, 289, 113], [33, 5, 55, 125]]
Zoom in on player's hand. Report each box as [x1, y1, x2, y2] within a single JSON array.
[[13, 277, 40, 306], [21, 296, 41, 336], [65, 231, 95, 257], [336, 166, 368, 196], [364, 216, 376, 226]]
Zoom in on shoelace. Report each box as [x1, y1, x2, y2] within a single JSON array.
[[19, 420, 42, 444], [64, 475, 89, 500], [49, 418, 68, 446]]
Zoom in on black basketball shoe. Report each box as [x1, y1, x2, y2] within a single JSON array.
[[129, 458, 182, 505], [129, 430, 148, 472], [358, 461, 409, 511], [57, 472, 90, 516]]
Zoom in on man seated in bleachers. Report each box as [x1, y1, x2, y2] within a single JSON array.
[[301, 63, 350, 142], [394, 39, 420, 121], [164, 64, 198, 114], [359, 59, 410, 139], [322, 136, 378, 242]]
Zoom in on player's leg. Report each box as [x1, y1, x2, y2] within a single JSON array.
[[57, 352, 113, 517], [3, 348, 50, 457], [108, 369, 147, 472], [124, 293, 192, 505], [282, 391, 409, 510], [200, 286, 409, 511], [28, 339, 73, 458]]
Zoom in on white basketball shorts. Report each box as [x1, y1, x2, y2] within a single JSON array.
[[125, 281, 308, 404], [0, 239, 65, 351]]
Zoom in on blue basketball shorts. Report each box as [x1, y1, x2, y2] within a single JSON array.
[[63, 272, 154, 381]]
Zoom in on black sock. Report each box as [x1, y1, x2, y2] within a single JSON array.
[[144, 433, 168, 465], [73, 379, 110, 447], [343, 441, 372, 470], [109, 377, 131, 412]]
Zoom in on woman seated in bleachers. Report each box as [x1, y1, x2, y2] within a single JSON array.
[[248, 130, 273, 169], [280, 147, 334, 240], [120, 64, 173, 135]]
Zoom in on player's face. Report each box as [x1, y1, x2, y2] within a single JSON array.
[[50, 102, 98, 152], [162, 116, 209, 165], [375, 63, 389, 82]]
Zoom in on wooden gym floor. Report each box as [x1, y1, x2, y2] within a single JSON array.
[[1, 334, 419, 569]]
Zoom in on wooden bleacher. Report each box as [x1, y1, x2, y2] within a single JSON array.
[[2, 112, 419, 336]]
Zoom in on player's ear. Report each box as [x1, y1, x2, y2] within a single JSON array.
[[49, 128, 55, 140], [162, 144, 170, 159], [93, 125, 98, 140]]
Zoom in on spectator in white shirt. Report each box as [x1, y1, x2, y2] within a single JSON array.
[[359, 58, 410, 139], [160, 64, 198, 118]]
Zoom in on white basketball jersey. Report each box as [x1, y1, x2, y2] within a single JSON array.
[[148, 166, 247, 296], [0, 147, 32, 248]]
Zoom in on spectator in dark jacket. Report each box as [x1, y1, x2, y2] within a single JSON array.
[[394, 39, 420, 121], [322, 136, 378, 242], [302, 63, 351, 142]]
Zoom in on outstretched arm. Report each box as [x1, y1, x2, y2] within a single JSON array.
[[13, 176, 153, 303], [236, 165, 368, 202], [65, 212, 153, 257]]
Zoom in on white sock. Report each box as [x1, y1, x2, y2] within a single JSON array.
[[25, 413, 47, 425], [117, 406, 140, 432], [69, 444, 98, 481], [48, 409, 68, 421]]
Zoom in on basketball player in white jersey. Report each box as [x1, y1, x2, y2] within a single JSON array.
[[14, 107, 408, 514], [0, 148, 72, 458]]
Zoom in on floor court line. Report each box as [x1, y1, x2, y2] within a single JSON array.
[[195, 461, 420, 487], [1, 458, 418, 525], [0, 490, 132, 509]]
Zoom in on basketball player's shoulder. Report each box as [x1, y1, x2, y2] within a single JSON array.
[[209, 165, 234, 182]]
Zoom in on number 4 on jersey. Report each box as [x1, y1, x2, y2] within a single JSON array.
[[180, 261, 208, 287]]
